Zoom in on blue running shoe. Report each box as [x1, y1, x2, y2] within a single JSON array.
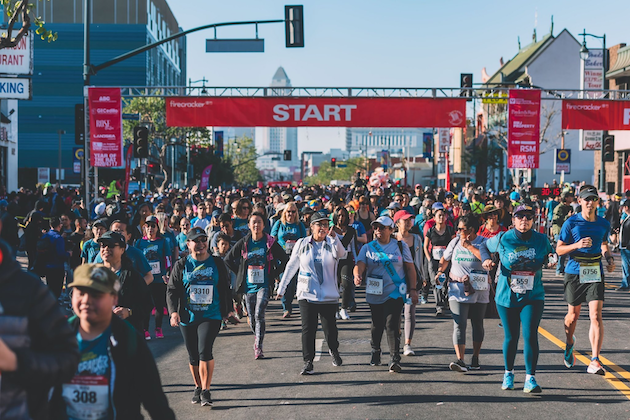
[[523, 377, 542, 393], [564, 336, 576, 368], [501, 372, 515, 390]]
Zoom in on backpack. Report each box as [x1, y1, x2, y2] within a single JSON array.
[[33, 234, 55, 275]]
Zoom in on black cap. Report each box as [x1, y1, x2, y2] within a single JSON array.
[[186, 227, 208, 241], [578, 185, 599, 200], [310, 210, 330, 225], [97, 231, 126, 247], [301, 206, 315, 215], [92, 219, 108, 229]]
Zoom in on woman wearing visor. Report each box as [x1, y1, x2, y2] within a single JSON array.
[[354, 216, 418, 373], [276, 211, 347, 375], [480, 204, 556, 394]]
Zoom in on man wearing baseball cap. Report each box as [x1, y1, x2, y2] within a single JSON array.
[[618, 199, 630, 292], [51, 264, 175, 419], [556, 185, 614, 376]]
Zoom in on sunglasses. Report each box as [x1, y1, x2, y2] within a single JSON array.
[[583, 196, 599, 202], [373, 224, 389, 230], [189, 237, 208, 244], [514, 214, 534, 221], [312, 222, 329, 229], [99, 243, 121, 248], [285, 210, 297, 214], [456, 227, 469, 232]]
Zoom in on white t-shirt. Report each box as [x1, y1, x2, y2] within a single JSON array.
[[443, 235, 489, 304]]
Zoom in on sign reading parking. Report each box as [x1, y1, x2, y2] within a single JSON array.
[[554, 148, 571, 174], [0, 77, 31, 99]]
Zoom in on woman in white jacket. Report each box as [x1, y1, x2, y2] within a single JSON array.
[[276, 211, 347, 375]]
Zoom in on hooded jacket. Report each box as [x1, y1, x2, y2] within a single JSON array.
[[0, 238, 79, 420]]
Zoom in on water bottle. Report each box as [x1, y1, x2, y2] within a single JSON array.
[[436, 273, 446, 290]]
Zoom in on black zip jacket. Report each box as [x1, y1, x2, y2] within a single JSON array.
[[49, 316, 175, 420], [117, 255, 151, 332]]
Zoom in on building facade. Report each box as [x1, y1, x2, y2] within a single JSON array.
[[15, 0, 185, 188]]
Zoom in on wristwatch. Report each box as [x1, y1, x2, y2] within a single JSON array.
[[127, 308, 133, 317]]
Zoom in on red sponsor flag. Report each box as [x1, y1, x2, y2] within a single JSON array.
[[89, 88, 123, 167], [199, 165, 213, 191], [166, 97, 467, 128], [508, 89, 541, 169], [562, 99, 630, 130]]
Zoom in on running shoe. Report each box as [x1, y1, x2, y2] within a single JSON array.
[[587, 357, 606, 375], [227, 314, 240, 325], [221, 320, 228, 330], [329, 349, 343, 366], [335, 311, 341, 320], [523, 377, 542, 393], [339, 308, 350, 320], [254, 347, 264, 360], [403, 345, 415, 356], [435, 307, 443, 317], [564, 335, 576, 368], [470, 355, 480, 370], [144, 330, 151, 340], [501, 372, 515, 390], [449, 359, 468, 372], [151, 307, 156, 316], [282, 311, 291, 319], [419, 296, 428, 305], [163, 307, 168, 316], [192, 387, 202, 404], [155, 327, 164, 339], [388, 362, 402, 373], [370, 350, 381, 366], [301, 360, 314, 375], [200, 389, 213, 407]]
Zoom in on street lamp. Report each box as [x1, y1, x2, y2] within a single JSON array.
[[579, 29, 607, 192], [57, 129, 66, 183]]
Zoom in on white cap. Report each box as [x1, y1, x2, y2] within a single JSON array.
[[371, 216, 395, 228], [94, 202, 106, 216]]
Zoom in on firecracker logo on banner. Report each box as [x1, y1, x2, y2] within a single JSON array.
[[507, 90, 541, 169], [89, 87, 123, 167]]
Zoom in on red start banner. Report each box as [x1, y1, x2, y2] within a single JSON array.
[[508, 89, 541, 169], [89, 87, 123, 167], [562, 99, 630, 130], [166, 97, 467, 128]]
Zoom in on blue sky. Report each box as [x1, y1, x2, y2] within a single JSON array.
[[167, 0, 628, 153]]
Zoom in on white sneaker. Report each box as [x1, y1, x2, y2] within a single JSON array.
[[335, 311, 341, 320], [339, 308, 350, 320], [403, 345, 415, 356]]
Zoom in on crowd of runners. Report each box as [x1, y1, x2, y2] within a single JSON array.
[[0, 177, 628, 417]]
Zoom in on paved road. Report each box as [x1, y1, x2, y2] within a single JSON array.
[[20, 254, 630, 418], [145, 263, 630, 419]]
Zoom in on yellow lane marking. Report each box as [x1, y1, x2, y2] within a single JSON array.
[[537, 327, 630, 400]]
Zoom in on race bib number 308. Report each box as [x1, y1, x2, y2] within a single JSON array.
[[62, 375, 109, 420]]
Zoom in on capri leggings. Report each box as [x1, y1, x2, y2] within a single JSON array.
[[449, 301, 487, 346], [496, 301, 544, 375], [179, 319, 222, 365], [144, 282, 166, 330]]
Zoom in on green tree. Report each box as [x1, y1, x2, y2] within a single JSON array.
[[0, 1, 57, 49], [226, 136, 261, 186], [122, 96, 211, 191], [304, 157, 364, 185], [187, 148, 234, 187]]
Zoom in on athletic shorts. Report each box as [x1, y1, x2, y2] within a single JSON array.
[[563, 273, 604, 306]]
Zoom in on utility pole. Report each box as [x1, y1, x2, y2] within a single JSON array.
[[57, 130, 66, 183], [83, 0, 91, 211]]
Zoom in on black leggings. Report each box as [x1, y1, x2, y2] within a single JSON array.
[[144, 282, 167, 330], [180, 319, 222, 365], [369, 297, 404, 363], [45, 267, 65, 299]]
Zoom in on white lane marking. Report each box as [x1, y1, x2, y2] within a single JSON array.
[[313, 338, 324, 361]]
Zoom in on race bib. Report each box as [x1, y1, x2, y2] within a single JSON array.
[[510, 271, 535, 294], [62, 375, 109, 420], [149, 261, 161, 275], [579, 262, 602, 284], [285, 240, 297, 254], [190, 285, 213, 304], [470, 270, 489, 291], [247, 265, 265, 284], [432, 246, 446, 260], [297, 272, 313, 294], [366, 276, 383, 295]]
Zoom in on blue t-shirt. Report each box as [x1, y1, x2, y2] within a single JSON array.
[[181, 255, 221, 325], [482, 230, 552, 308], [176, 232, 188, 252], [136, 237, 168, 283], [233, 217, 250, 236], [245, 237, 269, 293], [545, 200, 559, 221], [94, 245, 152, 277], [559, 213, 611, 275], [271, 220, 306, 254], [351, 221, 366, 237], [81, 239, 100, 264]]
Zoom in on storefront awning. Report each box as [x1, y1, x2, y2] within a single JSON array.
[[607, 45, 630, 79]]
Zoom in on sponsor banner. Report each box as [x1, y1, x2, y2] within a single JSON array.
[[554, 149, 571, 174], [89, 88, 123, 167], [166, 97, 467, 128], [0, 30, 33, 75], [422, 132, 432, 158], [215, 130, 224, 157], [562, 100, 630, 131], [438, 128, 450, 153], [37, 167, 50, 184], [199, 165, 213, 191], [507, 89, 541, 169]]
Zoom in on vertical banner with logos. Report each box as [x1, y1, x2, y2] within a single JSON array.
[[422, 132, 432, 158], [507, 89, 541, 169], [199, 165, 213, 191], [124, 146, 133, 199], [88, 88, 123, 167], [438, 128, 450, 153], [214, 130, 224, 157], [554, 149, 571, 174], [579, 49, 604, 150]]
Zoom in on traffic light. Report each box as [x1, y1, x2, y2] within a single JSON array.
[[283, 149, 292, 160], [603, 135, 615, 162], [331, 157, 336, 168], [74, 104, 85, 145], [285, 5, 304, 48], [133, 126, 149, 158], [460, 73, 473, 99]]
